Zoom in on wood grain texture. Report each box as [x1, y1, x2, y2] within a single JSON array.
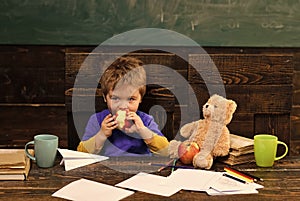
[[189, 84, 293, 114], [188, 54, 293, 85], [1, 156, 300, 200], [65, 52, 184, 89], [0, 46, 65, 103], [0, 106, 67, 148]]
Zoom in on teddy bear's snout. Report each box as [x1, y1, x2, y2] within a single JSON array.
[[203, 104, 212, 118]]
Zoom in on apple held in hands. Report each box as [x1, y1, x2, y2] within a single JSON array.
[[116, 110, 133, 130], [178, 141, 200, 165]]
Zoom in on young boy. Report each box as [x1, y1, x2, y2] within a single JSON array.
[[77, 56, 169, 156]]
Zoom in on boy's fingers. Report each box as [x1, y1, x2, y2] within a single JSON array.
[[112, 124, 118, 129], [104, 114, 112, 121]]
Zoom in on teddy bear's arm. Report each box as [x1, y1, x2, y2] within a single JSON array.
[[168, 121, 199, 159], [179, 120, 199, 139], [168, 140, 181, 158]]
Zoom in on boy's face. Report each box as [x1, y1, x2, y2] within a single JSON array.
[[105, 85, 142, 114]]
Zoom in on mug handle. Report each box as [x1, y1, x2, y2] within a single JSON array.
[[25, 141, 36, 161], [274, 141, 288, 161]]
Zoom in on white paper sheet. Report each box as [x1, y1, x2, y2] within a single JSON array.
[[167, 169, 264, 196], [52, 178, 134, 201], [211, 174, 254, 192], [207, 187, 258, 195], [57, 149, 109, 171], [207, 173, 264, 195], [116, 172, 181, 197], [167, 169, 222, 191], [210, 173, 264, 192]]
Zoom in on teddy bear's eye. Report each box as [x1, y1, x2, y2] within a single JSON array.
[[214, 105, 218, 108]]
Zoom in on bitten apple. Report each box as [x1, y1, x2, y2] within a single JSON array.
[[178, 141, 200, 165], [116, 110, 133, 130]]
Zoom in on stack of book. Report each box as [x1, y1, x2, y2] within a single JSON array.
[[218, 134, 255, 165], [0, 149, 32, 180]]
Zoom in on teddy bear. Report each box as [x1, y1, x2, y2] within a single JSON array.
[[168, 94, 237, 169]]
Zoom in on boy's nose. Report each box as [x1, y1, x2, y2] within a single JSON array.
[[119, 100, 129, 109]]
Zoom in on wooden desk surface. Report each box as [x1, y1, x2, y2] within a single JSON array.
[[1, 156, 300, 201]]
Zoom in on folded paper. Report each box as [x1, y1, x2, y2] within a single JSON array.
[[57, 148, 108, 171]]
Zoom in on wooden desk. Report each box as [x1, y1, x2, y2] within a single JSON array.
[[1, 156, 300, 201]]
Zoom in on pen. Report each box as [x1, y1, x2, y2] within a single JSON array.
[[223, 173, 246, 184], [224, 167, 263, 182], [156, 159, 174, 172], [148, 163, 194, 170]]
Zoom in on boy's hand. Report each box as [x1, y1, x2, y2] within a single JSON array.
[[101, 114, 118, 137], [124, 111, 145, 134], [125, 111, 154, 142]]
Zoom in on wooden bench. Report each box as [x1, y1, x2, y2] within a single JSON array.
[[65, 48, 293, 153]]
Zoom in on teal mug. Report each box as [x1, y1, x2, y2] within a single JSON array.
[[25, 134, 58, 168]]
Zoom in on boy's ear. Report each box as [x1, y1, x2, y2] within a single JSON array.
[[103, 95, 107, 102]]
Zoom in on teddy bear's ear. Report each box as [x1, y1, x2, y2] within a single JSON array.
[[225, 100, 237, 124], [228, 100, 237, 114]]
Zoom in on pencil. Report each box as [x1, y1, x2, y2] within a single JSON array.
[[224, 167, 264, 182], [223, 173, 246, 184]]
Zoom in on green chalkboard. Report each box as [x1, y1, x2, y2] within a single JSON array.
[[1, 0, 300, 46]]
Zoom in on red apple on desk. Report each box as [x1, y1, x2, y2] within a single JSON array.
[[178, 141, 200, 165], [116, 110, 133, 130]]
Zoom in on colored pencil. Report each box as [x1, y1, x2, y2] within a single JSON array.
[[230, 167, 264, 182], [224, 168, 253, 183], [224, 167, 263, 182]]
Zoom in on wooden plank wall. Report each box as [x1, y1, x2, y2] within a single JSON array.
[[1, 46, 300, 156], [0, 46, 67, 148], [292, 52, 300, 155]]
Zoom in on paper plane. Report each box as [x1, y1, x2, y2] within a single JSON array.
[[57, 148, 108, 171]]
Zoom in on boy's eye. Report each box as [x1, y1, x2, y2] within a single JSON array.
[[111, 96, 119, 101], [129, 97, 136, 101]]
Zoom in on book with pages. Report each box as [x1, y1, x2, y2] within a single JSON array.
[[0, 149, 32, 180], [218, 134, 254, 165]]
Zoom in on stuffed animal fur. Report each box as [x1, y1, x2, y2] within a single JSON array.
[[168, 94, 237, 169]]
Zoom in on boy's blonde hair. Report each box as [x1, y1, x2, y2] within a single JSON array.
[[100, 56, 146, 98]]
